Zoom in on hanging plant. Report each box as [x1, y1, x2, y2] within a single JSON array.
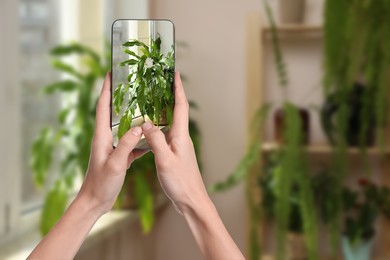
[[323, 0, 390, 253]]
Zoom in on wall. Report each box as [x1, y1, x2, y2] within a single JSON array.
[[150, 0, 323, 259]]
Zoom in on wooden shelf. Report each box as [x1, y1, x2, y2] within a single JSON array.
[[261, 142, 390, 155], [262, 24, 322, 33], [262, 24, 322, 39]]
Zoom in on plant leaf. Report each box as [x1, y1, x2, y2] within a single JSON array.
[[50, 43, 100, 62], [119, 59, 138, 67], [51, 60, 83, 79], [124, 49, 140, 59], [44, 80, 79, 94], [155, 35, 161, 51], [122, 40, 149, 50], [58, 108, 71, 124], [40, 181, 68, 235], [134, 172, 154, 233], [118, 113, 130, 139], [113, 84, 125, 114], [30, 128, 54, 188]]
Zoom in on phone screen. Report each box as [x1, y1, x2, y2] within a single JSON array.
[[111, 19, 175, 149]]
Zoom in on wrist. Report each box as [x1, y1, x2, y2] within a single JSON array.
[[181, 192, 216, 221], [73, 192, 105, 220]]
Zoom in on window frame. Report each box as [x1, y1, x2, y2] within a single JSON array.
[[0, 0, 21, 240]]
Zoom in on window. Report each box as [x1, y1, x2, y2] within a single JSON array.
[[1, 0, 106, 242], [19, 0, 60, 213], [0, 0, 60, 240], [0, 0, 147, 242]]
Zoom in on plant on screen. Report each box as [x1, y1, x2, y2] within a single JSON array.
[[113, 35, 175, 139]]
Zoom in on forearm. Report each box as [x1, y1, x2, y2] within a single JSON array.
[[28, 195, 102, 259], [182, 195, 245, 260]]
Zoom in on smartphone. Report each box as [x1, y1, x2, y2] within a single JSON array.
[[111, 19, 175, 149]]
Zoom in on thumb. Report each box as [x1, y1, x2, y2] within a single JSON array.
[[110, 126, 142, 163], [142, 122, 171, 156]]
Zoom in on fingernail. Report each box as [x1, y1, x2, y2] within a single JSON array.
[[142, 122, 153, 131], [131, 126, 142, 136]]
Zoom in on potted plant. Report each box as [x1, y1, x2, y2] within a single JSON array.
[[341, 179, 390, 260], [321, 82, 376, 147], [113, 34, 175, 139]]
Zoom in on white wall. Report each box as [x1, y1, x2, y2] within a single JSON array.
[[151, 0, 324, 259]]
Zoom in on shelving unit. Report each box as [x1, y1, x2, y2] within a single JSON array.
[[261, 142, 390, 156], [245, 12, 390, 259], [262, 24, 322, 34]]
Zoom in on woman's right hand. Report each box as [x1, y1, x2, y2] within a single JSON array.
[[142, 72, 209, 215], [142, 72, 245, 260]]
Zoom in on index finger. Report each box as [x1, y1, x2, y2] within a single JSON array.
[[171, 71, 189, 135]]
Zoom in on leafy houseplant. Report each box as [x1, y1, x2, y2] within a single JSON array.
[[341, 179, 390, 260], [343, 179, 390, 245], [31, 42, 109, 235], [113, 35, 175, 139], [321, 82, 376, 147]]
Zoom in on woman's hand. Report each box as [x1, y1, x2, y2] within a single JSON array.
[[28, 73, 145, 259], [141, 72, 208, 215], [142, 72, 245, 259], [77, 72, 145, 216]]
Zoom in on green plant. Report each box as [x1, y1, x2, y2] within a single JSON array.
[[113, 35, 175, 139], [323, 0, 390, 252], [343, 178, 390, 246], [30, 42, 109, 235], [321, 82, 376, 147], [260, 156, 304, 234]]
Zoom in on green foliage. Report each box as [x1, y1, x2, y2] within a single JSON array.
[[343, 179, 390, 246], [30, 42, 109, 235], [323, 0, 390, 254], [40, 180, 68, 235], [113, 35, 175, 138], [134, 172, 154, 233], [31, 128, 54, 188], [263, 0, 288, 89], [274, 103, 318, 260], [209, 105, 269, 193]]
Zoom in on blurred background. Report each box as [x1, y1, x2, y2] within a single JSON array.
[[0, 0, 389, 259]]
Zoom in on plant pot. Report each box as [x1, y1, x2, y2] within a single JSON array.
[[274, 107, 310, 145], [278, 0, 306, 24], [341, 236, 374, 260], [287, 232, 308, 260]]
